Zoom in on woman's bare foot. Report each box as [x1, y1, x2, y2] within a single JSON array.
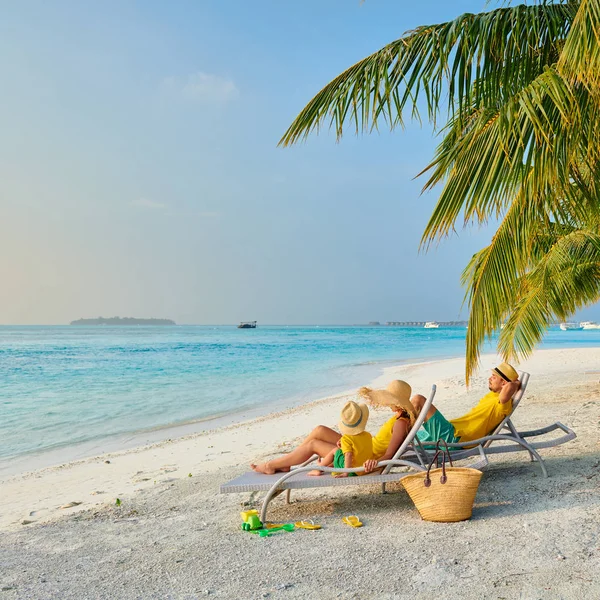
[[307, 469, 325, 476], [250, 462, 276, 474], [250, 462, 290, 474]]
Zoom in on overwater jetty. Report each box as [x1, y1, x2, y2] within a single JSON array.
[[385, 321, 467, 327]]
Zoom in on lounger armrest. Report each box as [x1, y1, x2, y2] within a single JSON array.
[[517, 422, 575, 438], [293, 454, 319, 469]]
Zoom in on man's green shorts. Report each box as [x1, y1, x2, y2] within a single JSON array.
[[416, 410, 460, 448], [333, 448, 357, 476]]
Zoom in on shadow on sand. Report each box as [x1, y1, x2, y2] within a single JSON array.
[[266, 450, 600, 523]]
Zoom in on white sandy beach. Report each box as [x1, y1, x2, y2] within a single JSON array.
[[1, 347, 599, 599]]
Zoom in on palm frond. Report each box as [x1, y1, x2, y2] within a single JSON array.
[[498, 229, 600, 360], [280, 2, 575, 145], [460, 188, 548, 381], [559, 0, 600, 88], [419, 67, 581, 245]]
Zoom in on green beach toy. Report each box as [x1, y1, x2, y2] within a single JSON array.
[[240, 510, 263, 531], [251, 523, 295, 537], [240, 510, 295, 536]]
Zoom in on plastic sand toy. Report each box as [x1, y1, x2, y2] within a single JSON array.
[[241, 510, 295, 536], [294, 520, 322, 530], [249, 523, 295, 537], [240, 510, 263, 531]]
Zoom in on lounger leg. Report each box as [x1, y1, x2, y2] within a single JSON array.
[[524, 445, 547, 477], [507, 420, 537, 463], [260, 490, 278, 522], [381, 483, 387, 494], [259, 489, 286, 522]]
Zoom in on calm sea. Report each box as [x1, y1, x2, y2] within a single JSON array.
[[1, 325, 599, 469]]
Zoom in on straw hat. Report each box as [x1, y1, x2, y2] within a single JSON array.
[[338, 401, 369, 436], [493, 362, 519, 382], [358, 380, 417, 422]]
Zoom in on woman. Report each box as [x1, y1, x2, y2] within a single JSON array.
[[250, 380, 421, 475]]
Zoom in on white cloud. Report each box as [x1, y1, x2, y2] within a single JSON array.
[[161, 71, 238, 104], [131, 198, 167, 210]]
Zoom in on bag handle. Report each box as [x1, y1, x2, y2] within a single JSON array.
[[423, 439, 454, 487]]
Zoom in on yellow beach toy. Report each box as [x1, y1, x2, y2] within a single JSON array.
[[240, 510, 262, 531], [294, 520, 322, 530]]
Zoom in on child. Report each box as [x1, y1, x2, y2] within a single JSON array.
[[309, 400, 372, 477]]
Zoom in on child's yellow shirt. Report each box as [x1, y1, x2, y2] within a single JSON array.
[[339, 431, 373, 474]]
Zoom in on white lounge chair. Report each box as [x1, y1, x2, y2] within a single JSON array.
[[411, 372, 576, 477], [220, 385, 488, 521]]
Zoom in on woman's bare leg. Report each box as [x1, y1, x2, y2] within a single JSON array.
[[299, 425, 341, 446], [251, 439, 338, 474]]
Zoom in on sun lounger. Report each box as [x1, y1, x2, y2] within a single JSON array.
[[411, 372, 576, 477], [220, 385, 488, 521]]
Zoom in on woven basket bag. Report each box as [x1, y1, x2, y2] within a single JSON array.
[[402, 439, 483, 522]]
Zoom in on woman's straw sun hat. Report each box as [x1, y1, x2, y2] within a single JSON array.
[[358, 380, 417, 422], [338, 401, 369, 436]]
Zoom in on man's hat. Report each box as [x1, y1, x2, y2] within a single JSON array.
[[493, 362, 519, 382]]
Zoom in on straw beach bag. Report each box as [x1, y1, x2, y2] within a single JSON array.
[[402, 440, 483, 522]]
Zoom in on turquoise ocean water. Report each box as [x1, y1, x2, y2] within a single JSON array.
[[1, 325, 599, 468]]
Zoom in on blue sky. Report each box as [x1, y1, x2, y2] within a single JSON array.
[[1, 0, 598, 325]]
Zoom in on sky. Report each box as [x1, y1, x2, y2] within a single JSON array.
[[1, 0, 598, 325]]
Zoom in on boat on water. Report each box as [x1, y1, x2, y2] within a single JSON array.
[[580, 321, 600, 330], [424, 321, 440, 329], [237, 321, 257, 329], [560, 322, 581, 331]]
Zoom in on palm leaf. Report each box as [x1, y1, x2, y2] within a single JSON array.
[[280, 3, 575, 146], [498, 229, 600, 360], [419, 67, 581, 245], [559, 0, 600, 88]]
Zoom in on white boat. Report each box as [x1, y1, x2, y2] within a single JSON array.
[[424, 321, 440, 329], [560, 322, 581, 330], [580, 321, 600, 329]]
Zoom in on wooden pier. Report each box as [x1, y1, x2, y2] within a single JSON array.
[[384, 321, 467, 327]]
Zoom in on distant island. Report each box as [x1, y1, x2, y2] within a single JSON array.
[[70, 317, 176, 326]]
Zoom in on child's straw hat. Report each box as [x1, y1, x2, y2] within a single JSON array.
[[339, 401, 369, 436]]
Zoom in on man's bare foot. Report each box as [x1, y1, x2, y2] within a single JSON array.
[[307, 469, 325, 476]]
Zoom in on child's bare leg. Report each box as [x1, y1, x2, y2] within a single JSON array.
[[308, 448, 336, 476]]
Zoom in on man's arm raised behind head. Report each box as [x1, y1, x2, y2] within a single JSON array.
[[499, 380, 521, 404]]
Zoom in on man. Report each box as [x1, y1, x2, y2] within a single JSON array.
[[411, 362, 521, 446]]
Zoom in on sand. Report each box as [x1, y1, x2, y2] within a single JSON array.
[[1, 348, 599, 599]]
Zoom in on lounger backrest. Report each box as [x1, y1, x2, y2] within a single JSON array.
[[381, 385, 436, 475], [511, 371, 530, 411]]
